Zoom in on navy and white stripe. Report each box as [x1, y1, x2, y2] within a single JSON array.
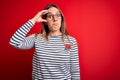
[[9, 20, 80, 80]]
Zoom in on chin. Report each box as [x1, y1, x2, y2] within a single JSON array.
[[52, 28, 60, 31], [52, 29, 59, 32], [51, 29, 60, 32]]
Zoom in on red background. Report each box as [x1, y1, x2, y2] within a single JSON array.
[[1, 0, 120, 80]]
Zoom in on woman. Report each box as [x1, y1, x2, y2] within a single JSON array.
[[9, 4, 80, 80]]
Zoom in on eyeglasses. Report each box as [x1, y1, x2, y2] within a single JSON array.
[[47, 13, 61, 20]]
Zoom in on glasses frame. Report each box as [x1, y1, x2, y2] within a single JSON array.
[[46, 13, 61, 20]]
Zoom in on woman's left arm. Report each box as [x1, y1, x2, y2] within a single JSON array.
[[70, 38, 80, 80]]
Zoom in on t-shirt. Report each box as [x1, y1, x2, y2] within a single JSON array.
[[9, 20, 80, 80]]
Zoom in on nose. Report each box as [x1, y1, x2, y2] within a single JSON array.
[[53, 15, 58, 21]]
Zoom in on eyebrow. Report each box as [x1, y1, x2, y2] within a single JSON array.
[[47, 11, 61, 14]]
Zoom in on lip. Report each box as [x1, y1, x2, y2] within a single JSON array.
[[52, 23, 58, 26]]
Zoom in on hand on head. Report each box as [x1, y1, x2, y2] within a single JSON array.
[[31, 10, 48, 24]]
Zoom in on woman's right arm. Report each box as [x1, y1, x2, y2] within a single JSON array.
[[9, 10, 48, 50], [9, 20, 36, 49]]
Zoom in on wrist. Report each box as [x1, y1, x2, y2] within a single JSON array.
[[30, 18, 36, 24], [30, 19, 35, 25]]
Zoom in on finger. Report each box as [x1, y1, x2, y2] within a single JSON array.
[[42, 10, 48, 15], [37, 10, 48, 16], [41, 19, 47, 22]]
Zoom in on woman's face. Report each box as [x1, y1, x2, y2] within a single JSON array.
[[46, 7, 62, 32]]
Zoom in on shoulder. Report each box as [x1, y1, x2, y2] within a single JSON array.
[[29, 33, 43, 37], [68, 35, 77, 42], [65, 35, 78, 45], [27, 33, 42, 38], [35, 33, 43, 38], [26, 34, 36, 37]]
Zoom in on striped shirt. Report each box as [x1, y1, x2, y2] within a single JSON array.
[[9, 20, 80, 80]]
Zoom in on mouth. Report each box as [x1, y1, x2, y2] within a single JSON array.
[[52, 23, 58, 26]]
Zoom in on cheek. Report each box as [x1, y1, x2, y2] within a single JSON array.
[[59, 20, 62, 26], [47, 21, 52, 26]]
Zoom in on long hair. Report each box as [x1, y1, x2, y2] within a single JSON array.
[[37, 4, 68, 42]]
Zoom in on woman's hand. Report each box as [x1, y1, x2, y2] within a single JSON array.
[[31, 10, 48, 24]]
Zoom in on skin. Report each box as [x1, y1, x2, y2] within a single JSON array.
[[31, 7, 62, 36]]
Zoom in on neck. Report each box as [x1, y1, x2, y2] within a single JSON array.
[[49, 30, 62, 36]]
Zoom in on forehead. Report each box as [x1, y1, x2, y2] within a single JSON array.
[[48, 7, 60, 14]]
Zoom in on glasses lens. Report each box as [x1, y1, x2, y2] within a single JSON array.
[[47, 13, 61, 20], [47, 14, 53, 19]]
